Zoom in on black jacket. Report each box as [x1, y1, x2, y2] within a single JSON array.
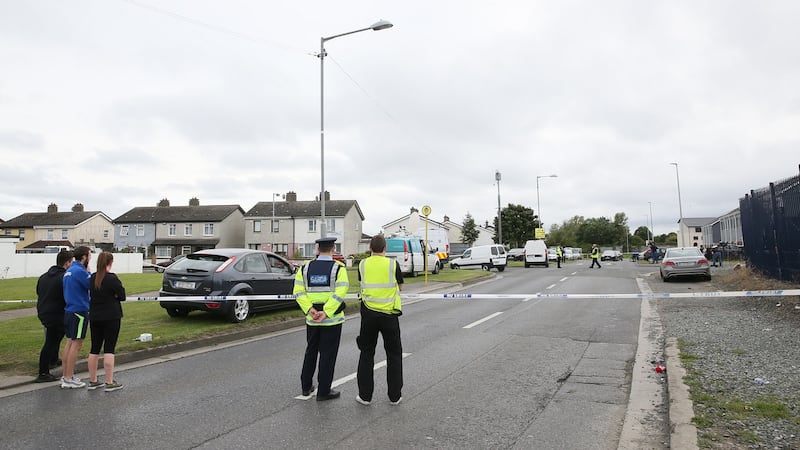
[[89, 272, 126, 321], [36, 265, 67, 324]]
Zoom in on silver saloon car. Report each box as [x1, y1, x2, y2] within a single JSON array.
[[660, 247, 711, 281]]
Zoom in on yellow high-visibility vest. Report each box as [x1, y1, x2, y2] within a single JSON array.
[[359, 256, 401, 314], [293, 259, 349, 326]]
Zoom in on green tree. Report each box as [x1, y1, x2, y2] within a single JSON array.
[[547, 215, 584, 247], [461, 213, 480, 246], [576, 217, 618, 246], [494, 203, 536, 247], [633, 226, 650, 242]]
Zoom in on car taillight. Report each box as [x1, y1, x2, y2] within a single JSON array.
[[664, 261, 675, 266], [216, 256, 236, 273], [698, 258, 709, 265], [205, 302, 221, 309]]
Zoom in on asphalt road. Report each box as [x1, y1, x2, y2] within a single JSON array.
[[0, 261, 671, 449]]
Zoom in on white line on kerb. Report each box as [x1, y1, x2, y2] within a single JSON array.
[[295, 353, 411, 400], [463, 312, 503, 329]]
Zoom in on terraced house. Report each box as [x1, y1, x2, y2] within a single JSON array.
[[0, 203, 113, 252]]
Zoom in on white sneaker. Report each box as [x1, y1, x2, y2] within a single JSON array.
[[355, 395, 371, 405], [389, 397, 402, 405], [60, 376, 86, 389]]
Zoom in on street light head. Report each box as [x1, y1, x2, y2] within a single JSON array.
[[371, 20, 393, 31], [495, 170, 501, 182]]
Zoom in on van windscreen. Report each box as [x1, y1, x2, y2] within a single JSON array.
[[386, 239, 406, 253]]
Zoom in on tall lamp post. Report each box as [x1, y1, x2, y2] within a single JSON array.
[[536, 174, 558, 230], [670, 162, 684, 247], [495, 170, 502, 245], [271, 192, 281, 250], [648, 201, 654, 241], [319, 20, 393, 238]]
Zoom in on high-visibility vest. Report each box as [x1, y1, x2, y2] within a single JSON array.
[[293, 259, 348, 326], [359, 256, 401, 314], [591, 248, 600, 259], [556, 247, 563, 257]]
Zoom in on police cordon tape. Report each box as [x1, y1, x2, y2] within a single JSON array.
[[4, 289, 800, 304]]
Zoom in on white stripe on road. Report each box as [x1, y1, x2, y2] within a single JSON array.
[[463, 312, 503, 329], [546, 283, 557, 290], [522, 293, 541, 302], [560, 277, 569, 282], [295, 353, 411, 400]]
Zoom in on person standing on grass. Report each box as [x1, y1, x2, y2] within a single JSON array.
[[87, 252, 126, 392], [61, 246, 92, 389], [34, 250, 73, 383]]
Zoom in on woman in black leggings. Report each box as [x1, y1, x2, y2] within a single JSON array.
[[87, 252, 126, 392]]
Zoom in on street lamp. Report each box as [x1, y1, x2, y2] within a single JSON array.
[[670, 162, 684, 247], [535, 174, 558, 230], [495, 170, 503, 245], [319, 19, 393, 238], [648, 201, 654, 241]]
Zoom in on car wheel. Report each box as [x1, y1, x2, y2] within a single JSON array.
[[661, 272, 668, 282], [497, 265, 505, 272], [524, 262, 530, 268], [165, 307, 189, 318], [705, 274, 712, 281], [451, 264, 459, 269], [228, 298, 250, 323], [481, 264, 490, 271], [432, 262, 440, 274]]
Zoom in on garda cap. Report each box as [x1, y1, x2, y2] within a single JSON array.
[[315, 237, 337, 245]]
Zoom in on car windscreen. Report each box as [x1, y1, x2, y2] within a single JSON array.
[[169, 254, 228, 272], [386, 239, 406, 252], [666, 249, 702, 258]]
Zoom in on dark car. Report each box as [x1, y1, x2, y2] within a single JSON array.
[[159, 248, 298, 322], [154, 254, 186, 273]]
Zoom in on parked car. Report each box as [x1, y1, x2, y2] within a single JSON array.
[[601, 250, 622, 261], [159, 248, 298, 322], [449, 244, 507, 271], [660, 247, 711, 281], [563, 248, 575, 260], [507, 248, 525, 261], [547, 248, 558, 261], [154, 254, 186, 273]]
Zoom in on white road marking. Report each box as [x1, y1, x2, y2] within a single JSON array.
[[463, 312, 503, 329], [559, 277, 569, 282], [523, 293, 541, 302], [295, 353, 412, 400], [546, 283, 557, 290]]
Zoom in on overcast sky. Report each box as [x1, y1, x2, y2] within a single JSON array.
[[2, 0, 799, 239]]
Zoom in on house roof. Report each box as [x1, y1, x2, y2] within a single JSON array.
[[0, 211, 108, 228], [114, 205, 244, 223], [679, 217, 718, 227], [23, 240, 74, 250], [245, 200, 364, 220]]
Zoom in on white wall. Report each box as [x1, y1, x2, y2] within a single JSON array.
[[0, 240, 144, 279]]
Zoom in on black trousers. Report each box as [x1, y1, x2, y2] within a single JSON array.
[[590, 257, 601, 268], [357, 306, 403, 402], [301, 324, 342, 396], [38, 320, 65, 375], [557, 256, 562, 268]]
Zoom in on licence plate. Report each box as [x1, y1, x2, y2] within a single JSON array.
[[175, 281, 195, 289], [677, 262, 692, 266]]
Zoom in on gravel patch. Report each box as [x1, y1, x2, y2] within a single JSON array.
[[655, 274, 800, 449]]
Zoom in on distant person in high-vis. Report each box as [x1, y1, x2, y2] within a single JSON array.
[[293, 237, 349, 401], [590, 243, 602, 269], [355, 234, 404, 406]]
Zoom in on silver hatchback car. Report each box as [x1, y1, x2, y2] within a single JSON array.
[[660, 247, 711, 281]]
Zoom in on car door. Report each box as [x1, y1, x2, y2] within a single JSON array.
[[265, 254, 296, 294], [239, 252, 272, 294]]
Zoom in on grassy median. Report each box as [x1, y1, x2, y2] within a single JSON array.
[[0, 267, 490, 376]]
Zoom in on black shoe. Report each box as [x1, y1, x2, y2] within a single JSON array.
[[302, 385, 315, 396], [316, 390, 341, 401], [34, 373, 58, 383], [49, 359, 62, 370]]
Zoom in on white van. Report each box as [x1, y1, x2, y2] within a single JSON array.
[[385, 237, 441, 276], [413, 227, 451, 262], [449, 244, 507, 271], [523, 240, 549, 268]]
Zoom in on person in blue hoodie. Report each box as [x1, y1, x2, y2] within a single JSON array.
[[61, 246, 92, 389]]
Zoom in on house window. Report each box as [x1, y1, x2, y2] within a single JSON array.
[[271, 220, 279, 233], [155, 246, 172, 258], [694, 227, 702, 233], [47, 229, 54, 239], [303, 243, 316, 256], [184, 224, 192, 236], [308, 220, 317, 232], [253, 221, 261, 232], [119, 225, 129, 237], [204, 223, 215, 236], [103, 230, 108, 239], [326, 219, 336, 232], [168, 224, 176, 236], [273, 243, 288, 255], [248, 243, 261, 250], [136, 224, 145, 237], [19, 230, 25, 241], [61, 229, 68, 239], [181, 246, 192, 255]]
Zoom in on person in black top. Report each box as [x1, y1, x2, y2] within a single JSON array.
[[87, 252, 126, 392], [34, 250, 74, 383]]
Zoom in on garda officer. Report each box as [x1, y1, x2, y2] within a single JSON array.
[[590, 243, 602, 268], [356, 234, 404, 406], [556, 245, 563, 268], [293, 236, 349, 401]]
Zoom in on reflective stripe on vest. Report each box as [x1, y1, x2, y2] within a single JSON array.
[[359, 257, 401, 313]]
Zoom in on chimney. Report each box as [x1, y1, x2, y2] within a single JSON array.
[[157, 198, 170, 207], [47, 203, 58, 214], [189, 197, 200, 206], [443, 215, 450, 222], [285, 191, 297, 202], [410, 207, 419, 214], [72, 203, 84, 212], [323, 191, 330, 201]]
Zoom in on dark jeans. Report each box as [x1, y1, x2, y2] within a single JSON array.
[[590, 258, 601, 268], [301, 324, 342, 396], [357, 305, 403, 402], [38, 320, 65, 375]]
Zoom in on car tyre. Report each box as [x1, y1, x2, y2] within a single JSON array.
[[497, 265, 505, 272], [432, 262, 440, 274], [228, 298, 250, 323], [481, 264, 490, 271], [165, 307, 189, 318], [451, 264, 459, 270], [524, 262, 530, 268]]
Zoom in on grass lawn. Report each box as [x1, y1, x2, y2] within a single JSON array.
[[0, 268, 489, 375]]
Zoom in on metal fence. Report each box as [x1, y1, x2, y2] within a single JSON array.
[[739, 164, 800, 281]]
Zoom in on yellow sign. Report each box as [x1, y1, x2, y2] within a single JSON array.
[[421, 205, 432, 216], [535, 228, 545, 239]]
